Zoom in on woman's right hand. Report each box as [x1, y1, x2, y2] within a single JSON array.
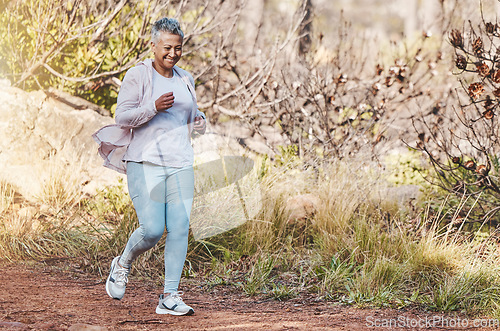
[[155, 92, 175, 112]]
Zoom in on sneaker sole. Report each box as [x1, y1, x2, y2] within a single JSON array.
[[106, 257, 123, 300], [155, 306, 194, 316]]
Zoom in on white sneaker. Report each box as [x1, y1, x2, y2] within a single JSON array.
[[105, 256, 129, 300], [156, 291, 194, 316]]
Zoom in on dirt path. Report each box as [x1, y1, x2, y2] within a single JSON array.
[[0, 262, 497, 330]]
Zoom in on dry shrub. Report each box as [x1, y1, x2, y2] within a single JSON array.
[[412, 1, 500, 227]]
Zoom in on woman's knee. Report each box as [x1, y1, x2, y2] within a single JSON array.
[[142, 224, 165, 245], [166, 218, 189, 239]]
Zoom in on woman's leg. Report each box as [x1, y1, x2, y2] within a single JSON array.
[[163, 166, 194, 293], [119, 162, 167, 268]]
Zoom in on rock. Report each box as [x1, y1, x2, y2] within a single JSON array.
[[215, 120, 254, 140], [0, 321, 28, 328], [240, 134, 275, 156], [283, 193, 321, 244], [68, 324, 108, 331], [0, 80, 124, 201], [45, 88, 111, 117], [286, 193, 321, 222], [258, 124, 287, 146]]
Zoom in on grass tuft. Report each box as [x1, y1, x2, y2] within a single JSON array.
[[1, 154, 500, 318]]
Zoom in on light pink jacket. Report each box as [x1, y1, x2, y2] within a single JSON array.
[[92, 59, 205, 174]]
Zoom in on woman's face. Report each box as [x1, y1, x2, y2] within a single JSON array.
[[152, 32, 183, 74]]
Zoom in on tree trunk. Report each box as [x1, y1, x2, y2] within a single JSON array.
[[298, 0, 313, 58]]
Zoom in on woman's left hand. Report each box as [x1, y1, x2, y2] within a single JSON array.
[[193, 116, 206, 134]]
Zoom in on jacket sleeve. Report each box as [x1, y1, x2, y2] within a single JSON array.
[[115, 67, 157, 127]]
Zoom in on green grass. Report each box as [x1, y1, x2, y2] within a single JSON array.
[[1, 155, 500, 318]]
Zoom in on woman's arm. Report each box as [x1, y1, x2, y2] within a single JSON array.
[[115, 68, 157, 127]]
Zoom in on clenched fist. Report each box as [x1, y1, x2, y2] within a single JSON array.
[[155, 92, 175, 112], [193, 116, 206, 134]]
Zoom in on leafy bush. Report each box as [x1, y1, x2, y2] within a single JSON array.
[[0, 0, 153, 109], [0, 0, 246, 111]]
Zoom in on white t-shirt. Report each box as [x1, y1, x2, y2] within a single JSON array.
[[123, 68, 195, 167]]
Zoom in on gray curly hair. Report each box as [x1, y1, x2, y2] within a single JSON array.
[[151, 17, 184, 42]]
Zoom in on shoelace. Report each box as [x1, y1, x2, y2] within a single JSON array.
[[169, 291, 185, 303], [114, 266, 129, 286]]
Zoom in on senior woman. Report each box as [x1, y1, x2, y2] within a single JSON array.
[[93, 17, 206, 316]]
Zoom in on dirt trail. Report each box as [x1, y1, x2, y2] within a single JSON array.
[[0, 262, 495, 330]]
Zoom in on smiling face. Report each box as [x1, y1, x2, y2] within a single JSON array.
[[151, 32, 183, 77]]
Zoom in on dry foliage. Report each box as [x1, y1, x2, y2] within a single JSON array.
[[411, 2, 500, 226]]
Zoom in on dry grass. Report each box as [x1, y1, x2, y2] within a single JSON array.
[[36, 153, 86, 212], [0, 147, 499, 316], [198, 154, 500, 315], [0, 181, 15, 215]]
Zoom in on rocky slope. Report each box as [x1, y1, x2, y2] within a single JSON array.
[[0, 79, 122, 202]]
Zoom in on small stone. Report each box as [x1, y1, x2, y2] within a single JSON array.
[[68, 324, 108, 331], [286, 193, 321, 222], [0, 321, 28, 328]]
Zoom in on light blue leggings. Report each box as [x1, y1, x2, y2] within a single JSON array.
[[119, 161, 194, 293]]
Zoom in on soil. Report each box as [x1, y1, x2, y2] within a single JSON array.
[[0, 261, 497, 331]]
